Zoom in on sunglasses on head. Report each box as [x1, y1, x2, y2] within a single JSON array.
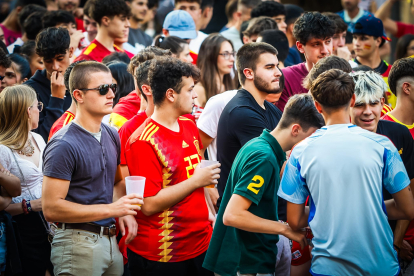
[[78, 83, 117, 95]]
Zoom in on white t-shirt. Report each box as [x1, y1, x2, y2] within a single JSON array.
[[189, 31, 208, 55], [197, 90, 238, 161], [0, 132, 46, 203]]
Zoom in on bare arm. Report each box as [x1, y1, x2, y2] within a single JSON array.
[[0, 164, 21, 197], [385, 185, 414, 221], [113, 165, 125, 201], [393, 179, 414, 248], [198, 129, 214, 159], [42, 176, 143, 223], [141, 164, 220, 216], [375, 0, 398, 36], [286, 201, 310, 231], [223, 194, 307, 248], [5, 198, 42, 216]]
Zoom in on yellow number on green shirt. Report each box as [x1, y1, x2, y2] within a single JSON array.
[[247, 175, 264, 194]]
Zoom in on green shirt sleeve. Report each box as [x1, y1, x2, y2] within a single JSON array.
[[233, 158, 275, 205]]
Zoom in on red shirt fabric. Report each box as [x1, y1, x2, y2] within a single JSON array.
[[118, 111, 148, 165], [48, 111, 75, 141], [125, 117, 211, 262], [276, 63, 309, 111], [0, 24, 21, 46], [74, 39, 134, 62], [109, 92, 141, 130], [396, 21, 414, 38], [382, 113, 414, 139], [75, 17, 85, 32]]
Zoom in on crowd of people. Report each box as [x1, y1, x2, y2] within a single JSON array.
[[0, 0, 413, 275]]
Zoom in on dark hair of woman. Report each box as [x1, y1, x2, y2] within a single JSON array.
[[196, 33, 238, 105], [395, 34, 414, 61], [154, 35, 187, 56], [107, 61, 136, 106]]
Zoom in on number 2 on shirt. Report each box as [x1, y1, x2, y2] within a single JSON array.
[[247, 175, 264, 194]]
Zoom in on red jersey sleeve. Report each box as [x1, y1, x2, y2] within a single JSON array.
[[396, 21, 414, 38], [118, 125, 129, 165], [128, 140, 163, 197], [74, 54, 96, 62]]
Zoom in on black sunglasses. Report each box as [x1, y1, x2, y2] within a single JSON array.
[[78, 83, 117, 95]]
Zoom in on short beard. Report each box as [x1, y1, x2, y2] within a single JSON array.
[[253, 74, 281, 94]]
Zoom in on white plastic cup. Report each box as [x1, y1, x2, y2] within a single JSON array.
[[199, 160, 219, 188], [125, 176, 146, 205]]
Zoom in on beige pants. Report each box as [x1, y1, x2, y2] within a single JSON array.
[[51, 228, 123, 276]]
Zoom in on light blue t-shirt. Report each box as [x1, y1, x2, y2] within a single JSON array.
[[278, 124, 409, 276]]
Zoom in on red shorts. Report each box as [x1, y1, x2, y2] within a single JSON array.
[[291, 228, 313, 266]]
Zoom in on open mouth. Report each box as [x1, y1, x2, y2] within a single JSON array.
[[361, 118, 374, 123]]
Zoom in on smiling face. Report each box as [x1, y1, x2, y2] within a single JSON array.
[[350, 98, 384, 132], [298, 37, 333, 66], [130, 0, 148, 22], [252, 53, 281, 94], [56, 0, 80, 12], [217, 41, 234, 76]]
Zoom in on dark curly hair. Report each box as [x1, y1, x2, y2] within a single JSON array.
[[310, 69, 355, 109], [388, 57, 414, 96], [88, 0, 131, 25], [42, 10, 76, 29], [135, 59, 152, 101], [128, 46, 171, 74], [258, 29, 289, 62], [293, 12, 336, 45], [16, 0, 46, 8], [148, 57, 200, 107], [35, 27, 71, 60], [251, 1, 285, 18], [303, 56, 352, 90]]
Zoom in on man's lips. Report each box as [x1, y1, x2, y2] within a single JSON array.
[[361, 118, 374, 123]]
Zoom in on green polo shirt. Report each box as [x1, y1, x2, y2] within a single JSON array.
[[203, 129, 286, 276]]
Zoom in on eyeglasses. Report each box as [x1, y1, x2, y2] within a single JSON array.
[[78, 83, 117, 96], [29, 102, 43, 112], [218, 51, 236, 60]]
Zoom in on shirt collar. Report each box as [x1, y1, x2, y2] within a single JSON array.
[[260, 129, 286, 164], [344, 8, 365, 23]]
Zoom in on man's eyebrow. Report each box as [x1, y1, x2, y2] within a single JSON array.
[[264, 63, 276, 67]]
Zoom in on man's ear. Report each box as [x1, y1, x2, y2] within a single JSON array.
[[165, 88, 175, 103], [72, 89, 84, 104], [101, 16, 110, 27], [243, 36, 250, 44], [243, 68, 254, 81], [162, 29, 169, 37], [15, 6, 23, 14], [68, 47, 74, 58], [296, 41, 305, 54], [141, 84, 152, 97], [350, 94, 356, 108], [291, 124, 301, 137], [314, 101, 323, 114], [402, 82, 412, 96]]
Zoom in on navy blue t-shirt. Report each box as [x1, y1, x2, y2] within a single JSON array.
[[216, 89, 283, 216], [43, 123, 120, 226]]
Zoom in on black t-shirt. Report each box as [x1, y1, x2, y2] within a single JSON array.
[[216, 89, 285, 218], [377, 120, 414, 231]]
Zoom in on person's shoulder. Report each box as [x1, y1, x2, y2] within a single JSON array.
[[178, 116, 197, 129], [290, 127, 328, 156], [336, 10, 345, 17], [378, 120, 412, 138], [352, 125, 396, 150], [281, 63, 306, 76], [205, 90, 237, 109]]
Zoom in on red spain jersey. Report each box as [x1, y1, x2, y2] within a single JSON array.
[[125, 117, 212, 262], [382, 113, 414, 139], [118, 111, 148, 165], [74, 39, 134, 62], [109, 92, 141, 130], [48, 111, 75, 141], [381, 104, 393, 117]]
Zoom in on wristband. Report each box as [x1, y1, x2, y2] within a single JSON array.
[[26, 200, 32, 213], [22, 199, 29, 215], [394, 244, 401, 253]]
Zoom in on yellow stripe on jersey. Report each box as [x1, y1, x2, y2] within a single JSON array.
[[109, 113, 128, 130], [141, 123, 156, 140], [63, 114, 74, 126], [83, 43, 97, 55], [146, 126, 159, 141], [385, 113, 414, 129], [178, 116, 192, 121]]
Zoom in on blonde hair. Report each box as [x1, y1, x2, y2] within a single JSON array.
[[0, 85, 37, 151], [349, 71, 387, 104]]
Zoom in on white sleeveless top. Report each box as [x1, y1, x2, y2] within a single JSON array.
[[0, 132, 46, 203]]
